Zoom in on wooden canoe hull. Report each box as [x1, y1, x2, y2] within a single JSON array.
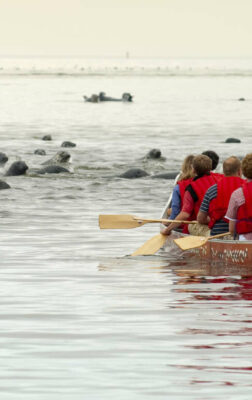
[[166, 231, 252, 267]]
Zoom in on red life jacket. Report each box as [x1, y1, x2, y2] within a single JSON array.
[[211, 171, 224, 182], [208, 176, 244, 228], [189, 174, 217, 219], [236, 181, 252, 234], [177, 178, 193, 233], [178, 178, 193, 205]]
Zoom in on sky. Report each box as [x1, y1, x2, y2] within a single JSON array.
[[0, 0, 252, 58]]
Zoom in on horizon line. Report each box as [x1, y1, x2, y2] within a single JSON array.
[[0, 54, 252, 60]]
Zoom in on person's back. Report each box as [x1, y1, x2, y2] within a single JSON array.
[[185, 155, 218, 220], [198, 156, 244, 235], [226, 153, 252, 240], [169, 155, 195, 221]]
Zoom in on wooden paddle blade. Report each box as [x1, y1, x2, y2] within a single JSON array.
[[99, 214, 145, 229], [174, 235, 208, 251], [131, 234, 167, 256]]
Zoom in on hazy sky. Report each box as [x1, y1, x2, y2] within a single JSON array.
[[1, 0, 252, 57]]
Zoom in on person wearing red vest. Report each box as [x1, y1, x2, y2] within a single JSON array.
[[161, 154, 218, 236], [169, 155, 195, 221], [226, 153, 252, 240], [197, 156, 243, 235]]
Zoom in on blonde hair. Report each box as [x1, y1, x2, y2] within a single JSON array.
[[177, 155, 195, 181]]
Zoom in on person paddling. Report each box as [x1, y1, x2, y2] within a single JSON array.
[[225, 153, 252, 240], [169, 155, 195, 221], [197, 156, 244, 235], [161, 154, 218, 236]]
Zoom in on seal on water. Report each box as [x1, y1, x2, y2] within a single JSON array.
[[34, 149, 46, 155], [0, 152, 8, 165], [42, 135, 52, 141], [61, 141, 76, 148], [84, 92, 133, 103], [0, 180, 10, 189], [83, 94, 99, 103], [151, 172, 179, 180], [145, 149, 162, 159], [5, 161, 29, 176], [42, 151, 71, 165], [37, 165, 70, 174], [119, 168, 149, 179]]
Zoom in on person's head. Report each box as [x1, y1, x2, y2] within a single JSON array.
[[223, 156, 241, 177], [241, 153, 252, 179], [202, 150, 219, 170], [178, 154, 195, 181], [193, 155, 212, 176]]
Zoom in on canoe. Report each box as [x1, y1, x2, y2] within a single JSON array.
[[161, 186, 252, 267], [163, 230, 252, 267]]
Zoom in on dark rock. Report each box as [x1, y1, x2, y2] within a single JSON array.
[[5, 161, 28, 176], [0, 152, 8, 165], [42, 135, 52, 141], [119, 168, 149, 179], [225, 138, 241, 143], [37, 165, 70, 174], [61, 141, 76, 148], [0, 180, 10, 190], [152, 172, 179, 180], [34, 149, 46, 155]]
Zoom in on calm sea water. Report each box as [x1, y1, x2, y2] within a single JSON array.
[[0, 57, 252, 399]]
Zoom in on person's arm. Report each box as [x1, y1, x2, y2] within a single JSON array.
[[225, 189, 240, 237], [161, 190, 193, 235], [170, 185, 181, 220], [161, 211, 190, 235], [197, 185, 216, 225], [229, 220, 236, 236], [197, 210, 210, 225]]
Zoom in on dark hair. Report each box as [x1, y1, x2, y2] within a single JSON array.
[[193, 155, 212, 176], [202, 150, 219, 170]]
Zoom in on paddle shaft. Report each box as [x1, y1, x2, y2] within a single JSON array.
[[99, 214, 198, 229], [136, 217, 198, 225], [206, 232, 231, 241]]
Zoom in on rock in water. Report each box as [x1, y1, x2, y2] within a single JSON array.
[[225, 138, 241, 143]]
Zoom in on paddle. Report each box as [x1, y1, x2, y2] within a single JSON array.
[[174, 232, 230, 251], [99, 214, 198, 229], [131, 234, 167, 256]]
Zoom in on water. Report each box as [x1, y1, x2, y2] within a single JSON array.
[[0, 57, 252, 399]]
